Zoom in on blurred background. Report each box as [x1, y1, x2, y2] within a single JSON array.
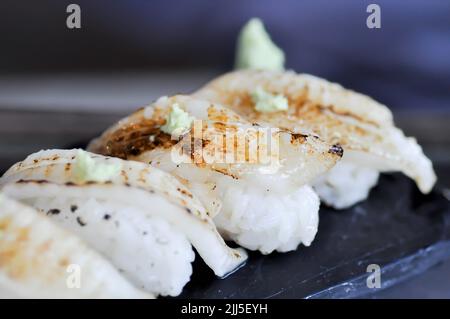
[[0, 0, 449, 298], [1, 0, 449, 111]]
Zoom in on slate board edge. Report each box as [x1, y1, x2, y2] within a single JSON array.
[[306, 240, 450, 299]]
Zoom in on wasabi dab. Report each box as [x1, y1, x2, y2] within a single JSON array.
[[235, 18, 285, 71], [161, 104, 194, 136], [73, 150, 121, 183], [251, 87, 288, 113]]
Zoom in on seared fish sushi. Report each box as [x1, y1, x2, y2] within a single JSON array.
[[0, 194, 151, 299], [194, 70, 437, 208], [88, 95, 342, 253], [0, 149, 247, 296]]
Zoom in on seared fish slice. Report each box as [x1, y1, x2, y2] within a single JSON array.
[[194, 70, 437, 208]]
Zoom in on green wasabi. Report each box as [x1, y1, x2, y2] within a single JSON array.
[[235, 18, 285, 71], [73, 150, 121, 183], [161, 104, 194, 136], [251, 87, 288, 113]]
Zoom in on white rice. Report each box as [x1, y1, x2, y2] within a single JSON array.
[[313, 161, 379, 209], [213, 178, 320, 254]]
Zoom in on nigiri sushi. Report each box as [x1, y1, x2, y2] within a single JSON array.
[[0, 193, 151, 299], [194, 69, 437, 209], [88, 95, 343, 253], [0, 149, 247, 296]]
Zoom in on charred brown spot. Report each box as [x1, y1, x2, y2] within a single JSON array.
[[17, 179, 49, 184], [76, 217, 87, 227], [212, 167, 238, 180], [101, 117, 177, 159], [290, 133, 308, 144], [328, 144, 344, 157], [64, 163, 71, 171], [46, 209, 60, 216], [177, 187, 193, 198], [58, 258, 70, 267], [202, 139, 210, 148], [44, 165, 53, 177], [212, 122, 228, 132]]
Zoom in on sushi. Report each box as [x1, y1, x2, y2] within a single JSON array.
[[0, 193, 151, 299], [0, 149, 247, 296], [194, 69, 437, 209], [88, 95, 343, 253]]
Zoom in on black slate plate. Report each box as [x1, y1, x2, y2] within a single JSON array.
[[1, 119, 449, 298], [176, 174, 450, 299]]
